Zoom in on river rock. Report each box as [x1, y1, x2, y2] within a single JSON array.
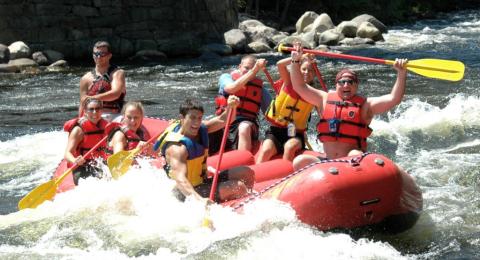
[[43, 50, 65, 63], [277, 36, 312, 50], [7, 58, 38, 72], [310, 13, 335, 34], [0, 44, 9, 63], [246, 41, 272, 53], [319, 29, 344, 46], [224, 29, 247, 53], [8, 41, 30, 60], [357, 21, 382, 41], [339, 37, 375, 46], [0, 63, 18, 73], [32, 51, 49, 65], [296, 11, 318, 34], [336, 21, 358, 38], [351, 14, 387, 33]]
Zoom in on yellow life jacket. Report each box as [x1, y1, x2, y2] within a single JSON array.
[[265, 80, 314, 132], [157, 122, 209, 187]]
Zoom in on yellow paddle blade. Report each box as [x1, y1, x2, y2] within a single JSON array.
[[18, 180, 57, 210], [107, 149, 139, 180], [386, 59, 465, 82]]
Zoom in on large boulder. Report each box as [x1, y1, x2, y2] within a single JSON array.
[[310, 13, 335, 34], [224, 29, 247, 53], [296, 11, 318, 34], [318, 29, 344, 46], [7, 58, 38, 72], [247, 41, 272, 53], [240, 19, 278, 47], [336, 21, 358, 38], [199, 43, 232, 56], [351, 14, 387, 34], [357, 21, 383, 41], [32, 51, 49, 65], [43, 49, 65, 63], [8, 41, 31, 60], [0, 44, 9, 63]]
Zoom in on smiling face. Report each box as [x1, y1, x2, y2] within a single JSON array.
[[300, 61, 315, 84], [122, 105, 143, 132], [180, 109, 203, 138], [84, 100, 103, 124], [335, 69, 359, 100]]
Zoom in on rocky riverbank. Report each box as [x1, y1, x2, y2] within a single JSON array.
[[0, 10, 388, 73]]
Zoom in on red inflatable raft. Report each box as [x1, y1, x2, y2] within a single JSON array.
[[53, 117, 423, 233]]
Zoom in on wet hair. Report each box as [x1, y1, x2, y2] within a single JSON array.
[[335, 68, 359, 83], [179, 98, 204, 116], [93, 41, 111, 53], [121, 101, 144, 116], [83, 97, 103, 109]]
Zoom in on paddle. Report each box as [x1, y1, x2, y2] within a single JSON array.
[[107, 131, 163, 180], [201, 107, 235, 229], [278, 44, 465, 82], [18, 136, 108, 210]]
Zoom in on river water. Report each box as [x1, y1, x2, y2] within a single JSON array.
[[1, 10, 479, 260]]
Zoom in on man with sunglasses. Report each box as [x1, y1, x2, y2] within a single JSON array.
[[79, 41, 126, 122], [288, 42, 408, 169], [64, 98, 109, 185]]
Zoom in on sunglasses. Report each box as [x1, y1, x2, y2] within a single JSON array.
[[93, 51, 109, 58], [86, 107, 102, 113], [337, 79, 355, 85]]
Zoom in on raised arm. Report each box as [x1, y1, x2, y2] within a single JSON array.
[[277, 56, 292, 86], [165, 143, 204, 201], [366, 59, 408, 116], [290, 44, 327, 106]]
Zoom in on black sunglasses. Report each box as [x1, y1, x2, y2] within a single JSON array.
[[337, 79, 354, 85], [86, 107, 102, 112], [93, 51, 109, 58]]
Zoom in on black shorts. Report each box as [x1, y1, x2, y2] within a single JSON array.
[[72, 163, 102, 185], [228, 118, 259, 150], [172, 170, 230, 203], [264, 125, 305, 154]]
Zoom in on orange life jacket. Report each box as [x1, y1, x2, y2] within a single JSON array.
[[317, 92, 372, 150], [88, 65, 125, 113], [229, 70, 263, 119], [64, 117, 109, 160]]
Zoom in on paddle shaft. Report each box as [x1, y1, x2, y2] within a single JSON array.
[[56, 135, 108, 184], [209, 107, 234, 201], [18, 135, 108, 210], [280, 46, 459, 73]]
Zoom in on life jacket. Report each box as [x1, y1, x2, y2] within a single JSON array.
[[87, 64, 125, 113], [265, 80, 314, 132], [228, 70, 263, 119], [157, 122, 209, 187], [106, 125, 151, 153], [316, 92, 372, 150], [214, 95, 228, 116], [63, 117, 109, 160]]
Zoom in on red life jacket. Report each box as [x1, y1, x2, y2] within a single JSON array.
[[88, 65, 125, 113], [316, 92, 372, 150], [64, 117, 109, 160], [107, 125, 151, 152], [229, 70, 263, 119]]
